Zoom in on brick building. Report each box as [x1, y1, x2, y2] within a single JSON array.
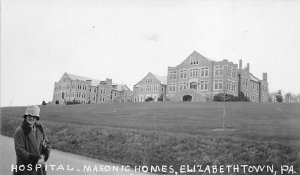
[[133, 72, 167, 102], [166, 51, 269, 102], [52, 73, 132, 104]]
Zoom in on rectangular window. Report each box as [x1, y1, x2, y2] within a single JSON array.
[[232, 68, 237, 78], [243, 90, 248, 97], [227, 82, 231, 90], [214, 80, 223, 90], [189, 68, 199, 78], [214, 66, 223, 76], [179, 82, 187, 91], [200, 67, 209, 77], [180, 69, 187, 79], [169, 71, 177, 80], [200, 81, 208, 90], [169, 83, 176, 92], [146, 86, 151, 92], [227, 67, 232, 77]]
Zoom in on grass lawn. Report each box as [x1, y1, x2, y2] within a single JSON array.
[[1, 102, 299, 174], [2, 102, 299, 140]]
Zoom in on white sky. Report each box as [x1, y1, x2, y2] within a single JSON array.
[[1, 0, 300, 107]]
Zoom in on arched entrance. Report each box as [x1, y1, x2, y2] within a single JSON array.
[[182, 95, 192, 102]]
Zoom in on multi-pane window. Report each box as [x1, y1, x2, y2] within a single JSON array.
[[189, 68, 199, 78], [214, 80, 223, 90], [214, 66, 223, 76], [227, 82, 231, 91], [200, 67, 209, 77], [169, 83, 176, 92], [169, 71, 177, 80], [227, 67, 232, 77], [232, 68, 237, 78], [190, 58, 199, 65], [232, 82, 236, 92], [200, 80, 208, 90], [180, 69, 188, 79], [146, 86, 151, 92], [145, 78, 153, 84], [226, 81, 236, 92], [243, 90, 248, 97], [179, 82, 187, 91]]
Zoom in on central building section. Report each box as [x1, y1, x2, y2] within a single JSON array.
[[166, 51, 239, 102]]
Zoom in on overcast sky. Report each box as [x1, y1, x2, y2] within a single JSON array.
[[1, 0, 300, 107]]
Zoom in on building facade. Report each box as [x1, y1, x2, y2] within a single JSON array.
[[97, 78, 133, 103], [52, 73, 132, 104], [133, 72, 167, 102], [166, 51, 269, 102]]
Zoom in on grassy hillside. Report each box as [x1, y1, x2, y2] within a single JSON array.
[[2, 102, 300, 140], [1, 102, 299, 174]]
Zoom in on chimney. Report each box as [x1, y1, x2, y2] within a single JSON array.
[[263, 73, 267, 81], [239, 59, 243, 69], [247, 63, 250, 72]]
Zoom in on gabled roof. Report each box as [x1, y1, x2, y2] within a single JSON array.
[[112, 84, 132, 91], [189, 51, 214, 61], [134, 72, 167, 86], [62, 72, 101, 86], [176, 51, 214, 67], [250, 74, 260, 83]]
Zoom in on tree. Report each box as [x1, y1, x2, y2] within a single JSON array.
[[284, 92, 292, 103], [276, 90, 283, 102], [157, 94, 164, 101], [42, 100, 47, 105]]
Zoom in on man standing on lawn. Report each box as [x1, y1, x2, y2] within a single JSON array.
[[13, 105, 50, 175]]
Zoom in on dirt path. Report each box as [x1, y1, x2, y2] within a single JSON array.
[[0, 135, 151, 175]]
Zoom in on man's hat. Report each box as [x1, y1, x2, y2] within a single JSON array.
[[24, 105, 40, 120]]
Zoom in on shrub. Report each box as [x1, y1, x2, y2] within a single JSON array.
[[213, 92, 250, 102], [66, 100, 81, 105]]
